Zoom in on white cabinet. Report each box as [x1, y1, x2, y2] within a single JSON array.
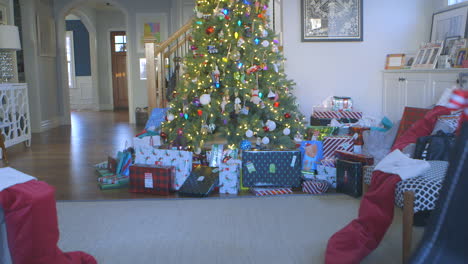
[[382, 69, 467, 121], [0, 83, 31, 159]]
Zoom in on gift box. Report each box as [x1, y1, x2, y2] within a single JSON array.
[[336, 159, 363, 198], [133, 135, 161, 149], [302, 179, 330, 194], [321, 158, 336, 168], [299, 141, 324, 172], [219, 160, 241, 194], [322, 136, 354, 159], [178, 166, 219, 197], [316, 165, 337, 188], [306, 126, 337, 141], [129, 164, 174, 195], [241, 151, 302, 188], [335, 150, 374, 165], [134, 148, 192, 190], [310, 111, 362, 126], [98, 176, 129, 190], [95, 156, 118, 178], [250, 187, 293, 196]]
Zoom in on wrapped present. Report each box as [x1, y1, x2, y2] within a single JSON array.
[[310, 111, 363, 126], [134, 148, 192, 190], [302, 171, 315, 180], [322, 136, 354, 159], [241, 151, 302, 188], [306, 126, 337, 141], [129, 164, 174, 195], [250, 187, 293, 196], [208, 144, 224, 167], [219, 160, 241, 194], [302, 179, 330, 194], [321, 158, 336, 168], [332, 96, 353, 111], [336, 159, 363, 198], [95, 156, 118, 177], [335, 150, 374, 165], [133, 135, 161, 149], [98, 176, 129, 190], [299, 141, 324, 172], [178, 166, 219, 197], [316, 165, 337, 188]]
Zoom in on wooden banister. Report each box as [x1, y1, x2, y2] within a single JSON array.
[[145, 18, 193, 110]]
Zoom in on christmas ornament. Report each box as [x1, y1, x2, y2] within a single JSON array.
[[267, 89, 276, 100], [160, 131, 168, 139], [246, 65, 260, 74], [222, 57, 228, 63], [179, 113, 184, 117], [206, 26, 215, 34], [218, 30, 224, 38], [244, 25, 252, 37], [262, 136, 270, 145], [177, 128, 184, 136], [184, 113, 189, 120], [245, 129, 254, 138], [274, 102, 280, 107], [196, 20, 203, 25], [230, 49, 241, 61], [190, 45, 197, 50], [272, 44, 279, 53], [237, 62, 244, 69], [251, 89, 261, 105], [261, 40, 270, 47], [294, 132, 303, 143], [201, 122, 209, 134], [212, 66, 220, 86], [240, 106, 249, 115], [208, 123, 216, 133], [167, 113, 175, 121], [195, 148, 202, 155], [192, 97, 201, 107], [258, 92, 263, 98], [260, 101, 266, 109], [237, 37, 245, 47], [234, 72, 241, 80], [240, 140, 252, 150], [266, 120, 276, 131], [256, 137, 262, 147], [283, 128, 291, 136], [234, 97, 242, 113], [261, 29, 268, 38], [273, 38, 280, 44], [207, 45, 218, 54], [197, 109, 203, 116], [255, 1, 261, 12], [273, 63, 279, 73], [192, 77, 198, 83], [221, 95, 229, 113], [263, 126, 269, 132], [284, 113, 291, 118], [200, 94, 211, 105], [254, 38, 260, 45]]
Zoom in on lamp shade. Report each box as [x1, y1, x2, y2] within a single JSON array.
[[0, 25, 21, 50]]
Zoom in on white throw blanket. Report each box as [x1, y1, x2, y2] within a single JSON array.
[[0, 167, 36, 192], [374, 149, 431, 180]]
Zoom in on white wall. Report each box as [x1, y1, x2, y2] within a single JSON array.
[[283, 0, 434, 119]]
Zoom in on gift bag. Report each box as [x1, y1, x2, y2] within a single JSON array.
[[336, 159, 363, 198], [145, 108, 169, 130], [219, 160, 241, 194], [299, 141, 324, 172]]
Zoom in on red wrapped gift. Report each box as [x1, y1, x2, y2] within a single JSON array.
[[250, 187, 293, 196], [323, 136, 354, 159], [129, 164, 174, 195], [302, 179, 330, 194], [335, 150, 374, 165]]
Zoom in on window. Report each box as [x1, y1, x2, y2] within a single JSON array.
[[114, 35, 127, 52], [65, 31, 76, 89], [449, 0, 468, 5]]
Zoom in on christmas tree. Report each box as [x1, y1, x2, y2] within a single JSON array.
[[162, 0, 304, 151]]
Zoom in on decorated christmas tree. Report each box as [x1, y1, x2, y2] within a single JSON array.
[[162, 0, 304, 151]]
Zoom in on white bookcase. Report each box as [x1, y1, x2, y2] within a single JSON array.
[[382, 69, 468, 121], [0, 83, 31, 159]]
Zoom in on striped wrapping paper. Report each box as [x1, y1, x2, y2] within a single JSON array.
[[321, 158, 336, 168], [312, 111, 363, 120], [250, 187, 293, 196], [447, 89, 468, 121], [322, 136, 354, 159], [302, 180, 330, 194]]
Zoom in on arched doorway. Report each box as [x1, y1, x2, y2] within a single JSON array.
[[57, 0, 133, 124]]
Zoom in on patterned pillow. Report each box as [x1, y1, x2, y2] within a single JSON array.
[[431, 112, 461, 135]]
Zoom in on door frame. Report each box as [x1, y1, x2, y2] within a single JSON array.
[[109, 30, 129, 109]]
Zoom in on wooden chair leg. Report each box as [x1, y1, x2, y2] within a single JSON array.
[[403, 191, 415, 264], [363, 182, 369, 194], [0, 134, 7, 163]]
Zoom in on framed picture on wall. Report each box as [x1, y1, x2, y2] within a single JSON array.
[[301, 0, 363, 42], [0, 4, 7, 25], [430, 5, 468, 42], [136, 13, 168, 53]]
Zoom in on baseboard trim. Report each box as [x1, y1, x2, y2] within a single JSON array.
[[39, 117, 62, 132], [99, 104, 114, 111]]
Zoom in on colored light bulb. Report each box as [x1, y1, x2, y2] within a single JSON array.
[[254, 38, 260, 45], [237, 20, 242, 26], [184, 113, 189, 120]]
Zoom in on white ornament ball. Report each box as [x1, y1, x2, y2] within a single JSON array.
[[167, 113, 175, 121], [195, 148, 202, 155], [245, 129, 254, 138], [200, 94, 211, 105], [283, 128, 291, 136], [261, 40, 270, 47], [262, 136, 270, 145], [266, 120, 276, 131]]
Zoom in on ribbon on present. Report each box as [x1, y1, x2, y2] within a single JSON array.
[[209, 144, 224, 167]]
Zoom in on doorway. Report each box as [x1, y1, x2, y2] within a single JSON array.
[[110, 31, 128, 110]]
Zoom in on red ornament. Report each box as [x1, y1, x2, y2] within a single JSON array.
[[177, 128, 184, 136], [263, 126, 269, 132], [197, 109, 203, 116], [258, 13, 264, 19], [160, 132, 167, 139], [284, 113, 291, 119], [206, 26, 215, 34], [225, 15, 230, 20], [274, 102, 280, 107]]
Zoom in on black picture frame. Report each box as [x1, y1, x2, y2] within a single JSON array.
[[301, 0, 363, 42], [430, 5, 468, 42]]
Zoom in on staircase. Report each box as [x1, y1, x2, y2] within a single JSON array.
[[144, 19, 193, 110]]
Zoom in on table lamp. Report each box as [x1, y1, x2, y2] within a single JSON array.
[[0, 25, 21, 83]]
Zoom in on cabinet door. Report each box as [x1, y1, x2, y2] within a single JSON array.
[[402, 73, 430, 109], [429, 72, 459, 106], [383, 73, 404, 121]]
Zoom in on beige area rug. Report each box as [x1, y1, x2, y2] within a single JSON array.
[[56, 195, 423, 264]]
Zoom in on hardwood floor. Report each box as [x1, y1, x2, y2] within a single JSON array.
[[0, 111, 279, 200]]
